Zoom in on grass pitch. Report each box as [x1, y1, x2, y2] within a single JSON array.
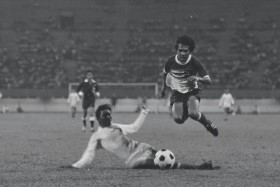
[[0, 112, 279, 187]]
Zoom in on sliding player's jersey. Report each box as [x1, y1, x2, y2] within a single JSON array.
[[72, 109, 152, 169], [164, 55, 208, 93], [76, 79, 99, 99]]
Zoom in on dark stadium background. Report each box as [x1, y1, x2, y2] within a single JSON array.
[[0, 0, 280, 112], [1, 1, 280, 186]]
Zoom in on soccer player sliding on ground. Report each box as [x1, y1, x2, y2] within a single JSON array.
[[61, 104, 216, 170], [158, 35, 218, 137]]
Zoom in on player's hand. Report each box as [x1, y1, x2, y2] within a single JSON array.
[[95, 92, 100, 98], [141, 105, 149, 114], [157, 90, 166, 99], [78, 91, 84, 98], [186, 76, 199, 82]]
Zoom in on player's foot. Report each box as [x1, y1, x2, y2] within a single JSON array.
[[199, 161, 214, 170], [224, 118, 228, 121], [90, 128, 95, 132], [82, 127, 86, 132], [203, 121, 218, 137]]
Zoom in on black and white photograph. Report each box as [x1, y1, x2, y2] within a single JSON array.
[[0, 0, 280, 186]]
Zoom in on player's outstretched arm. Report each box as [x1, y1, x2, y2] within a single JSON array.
[[113, 106, 149, 135], [157, 72, 167, 99], [71, 133, 99, 169]]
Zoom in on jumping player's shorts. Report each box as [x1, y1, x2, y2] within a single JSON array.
[[170, 88, 201, 106], [82, 98, 95, 110], [125, 143, 156, 168]]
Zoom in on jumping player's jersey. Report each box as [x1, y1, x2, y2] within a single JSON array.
[[72, 108, 150, 169], [164, 55, 208, 93], [77, 79, 99, 99]]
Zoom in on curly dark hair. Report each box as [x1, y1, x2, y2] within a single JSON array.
[[95, 104, 112, 119], [86, 70, 93, 74], [174, 35, 195, 52]]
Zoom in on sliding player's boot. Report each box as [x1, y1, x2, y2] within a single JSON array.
[[203, 120, 218, 137], [199, 161, 214, 170]]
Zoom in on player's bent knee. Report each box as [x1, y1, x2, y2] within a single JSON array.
[[174, 117, 185, 124], [189, 111, 200, 120]]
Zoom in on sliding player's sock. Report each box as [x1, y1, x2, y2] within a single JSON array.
[[173, 161, 213, 170]]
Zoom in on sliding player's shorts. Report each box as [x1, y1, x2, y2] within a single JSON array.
[[82, 98, 95, 110], [170, 88, 201, 106], [125, 143, 156, 168]]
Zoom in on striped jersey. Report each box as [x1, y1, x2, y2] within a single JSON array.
[[164, 54, 208, 93]]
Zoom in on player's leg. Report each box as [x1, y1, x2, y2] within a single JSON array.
[[82, 100, 88, 132], [88, 106, 95, 132], [171, 102, 188, 124], [187, 96, 218, 137], [173, 161, 214, 170], [224, 108, 229, 121], [130, 149, 215, 170], [72, 106, 76, 118]]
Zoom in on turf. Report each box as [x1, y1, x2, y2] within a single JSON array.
[[0, 112, 280, 187]]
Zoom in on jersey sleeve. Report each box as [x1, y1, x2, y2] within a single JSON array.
[[76, 82, 84, 93], [230, 94, 235, 105], [194, 58, 208, 77], [219, 94, 225, 107], [72, 131, 101, 168], [163, 58, 171, 74], [95, 83, 99, 92], [113, 108, 148, 135]]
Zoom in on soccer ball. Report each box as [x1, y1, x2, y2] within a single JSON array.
[[154, 149, 176, 169]]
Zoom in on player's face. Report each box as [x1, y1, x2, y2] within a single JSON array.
[[86, 72, 93, 80], [177, 44, 190, 62], [98, 109, 112, 127]]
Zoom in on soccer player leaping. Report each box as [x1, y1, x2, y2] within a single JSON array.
[[77, 70, 100, 132], [61, 104, 215, 170], [158, 35, 218, 137]]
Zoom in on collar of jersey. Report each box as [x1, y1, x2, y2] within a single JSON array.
[[84, 79, 95, 83], [175, 54, 192, 65]]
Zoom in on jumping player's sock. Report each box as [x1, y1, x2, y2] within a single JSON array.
[[89, 117, 95, 128], [197, 112, 209, 126], [197, 112, 218, 137]]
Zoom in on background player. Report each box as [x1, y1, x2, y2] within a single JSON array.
[[67, 89, 80, 118], [61, 104, 215, 170], [158, 35, 218, 137], [219, 89, 235, 121], [77, 70, 100, 132]]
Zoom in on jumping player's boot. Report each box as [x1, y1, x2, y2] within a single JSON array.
[[203, 120, 218, 137]]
